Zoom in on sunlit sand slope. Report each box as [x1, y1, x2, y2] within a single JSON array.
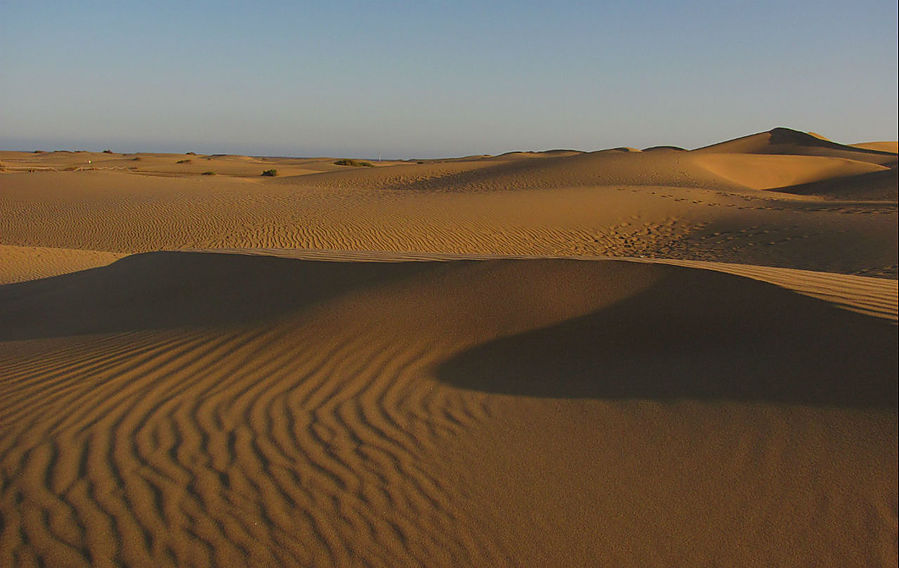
[[655, 258, 898, 321], [852, 141, 899, 154], [694, 127, 898, 164], [0, 245, 125, 284], [2, 169, 896, 277], [1, 253, 895, 567]]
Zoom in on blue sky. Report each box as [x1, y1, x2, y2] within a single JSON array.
[[1, 1, 896, 158]]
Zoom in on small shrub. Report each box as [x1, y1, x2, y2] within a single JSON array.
[[201, 171, 216, 175], [261, 169, 278, 177], [334, 159, 374, 167], [132, 156, 141, 161], [186, 151, 197, 155], [176, 159, 191, 164], [103, 149, 113, 154], [33, 150, 45, 153]]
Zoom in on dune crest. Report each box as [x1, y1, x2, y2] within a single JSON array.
[[0, 245, 125, 284], [691, 153, 888, 191], [694, 127, 897, 164], [852, 141, 899, 154]]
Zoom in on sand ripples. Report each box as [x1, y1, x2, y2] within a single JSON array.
[[1, 252, 895, 566], [0, 319, 498, 567]]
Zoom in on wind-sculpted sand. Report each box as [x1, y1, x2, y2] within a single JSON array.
[[0, 245, 125, 285], [0, 128, 896, 566]]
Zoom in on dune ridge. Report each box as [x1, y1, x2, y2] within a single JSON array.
[[0, 245, 125, 284], [176, 248, 899, 322], [852, 141, 899, 154], [694, 127, 898, 163]]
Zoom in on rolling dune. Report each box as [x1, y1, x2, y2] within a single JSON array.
[[1, 253, 896, 567], [853, 141, 899, 154], [691, 153, 889, 191], [776, 167, 899, 200], [694, 127, 898, 165], [2, 172, 895, 276], [1, 128, 896, 566]]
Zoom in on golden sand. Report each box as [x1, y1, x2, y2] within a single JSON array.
[[1, 128, 896, 566]]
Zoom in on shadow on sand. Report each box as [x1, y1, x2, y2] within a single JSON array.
[[3, 252, 895, 409], [435, 269, 897, 409], [0, 251, 442, 340]]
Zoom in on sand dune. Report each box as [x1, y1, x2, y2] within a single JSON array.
[[1, 128, 896, 566], [287, 148, 748, 192], [694, 127, 898, 165], [691, 152, 889, 191], [3, 171, 895, 276], [1, 252, 896, 567], [0, 151, 402, 178], [275, 127, 895, 197], [851, 141, 899, 154], [775, 166, 899, 200], [657, 257, 898, 321]]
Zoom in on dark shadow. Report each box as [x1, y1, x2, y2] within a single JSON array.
[[767, 127, 897, 157], [436, 269, 898, 409], [642, 146, 687, 152], [774, 168, 898, 201], [0, 251, 445, 340]]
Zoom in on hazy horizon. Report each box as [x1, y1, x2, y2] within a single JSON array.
[[2, 0, 897, 159]]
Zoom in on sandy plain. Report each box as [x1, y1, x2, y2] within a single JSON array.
[[0, 127, 897, 567]]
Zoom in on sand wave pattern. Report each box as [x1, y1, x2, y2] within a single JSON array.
[[1, 253, 896, 567], [0, 254, 518, 567], [0, 328, 502, 567]]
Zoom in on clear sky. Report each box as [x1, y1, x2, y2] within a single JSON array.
[[1, 1, 896, 158]]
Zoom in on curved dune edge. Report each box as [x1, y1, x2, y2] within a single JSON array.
[[187, 248, 899, 322], [694, 127, 897, 164], [852, 141, 899, 154], [658, 257, 898, 322], [0, 245, 126, 284], [691, 153, 889, 191], [0, 251, 896, 566]]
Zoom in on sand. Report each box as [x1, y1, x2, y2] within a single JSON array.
[[0, 245, 126, 285], [1, 128, 896, 567]]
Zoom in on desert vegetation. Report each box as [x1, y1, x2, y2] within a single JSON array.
[[334, 158, 374, 167]]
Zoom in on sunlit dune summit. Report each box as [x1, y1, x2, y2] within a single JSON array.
[[0, 127, 896, 567]]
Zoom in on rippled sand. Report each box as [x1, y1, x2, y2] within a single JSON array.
[[1, 128, 896, 567]]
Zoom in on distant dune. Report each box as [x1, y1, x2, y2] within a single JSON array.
[[694, 126, 897, 165], [852, 141, 899, 153], [1, 128, 896, 567], [642, 145, 687, 151], [260, 127, 896, 198]]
